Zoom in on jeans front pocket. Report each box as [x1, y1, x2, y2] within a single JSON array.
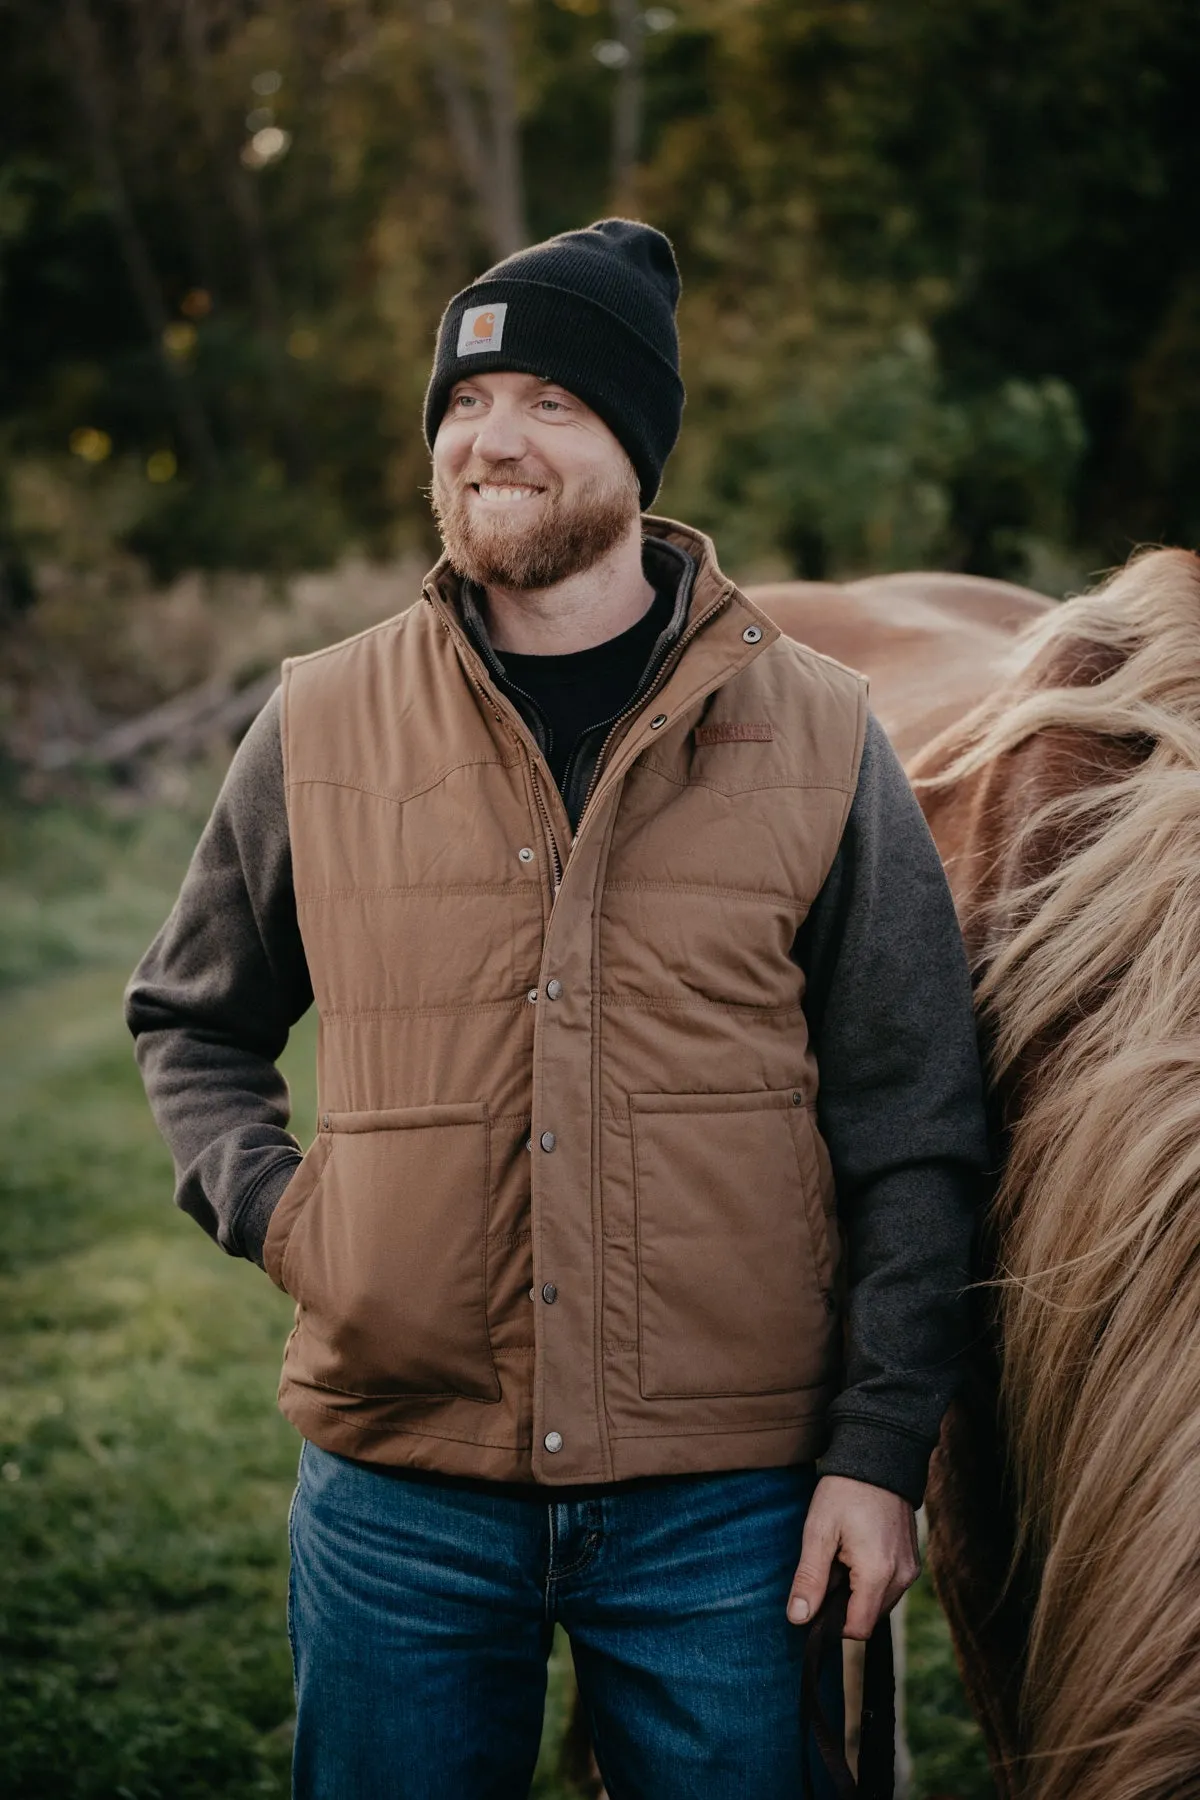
[[283, 1103, 500, 1404], [631, 1089, 835, 1401]]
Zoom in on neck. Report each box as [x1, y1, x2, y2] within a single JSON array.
[[481, 520, 655, 655]]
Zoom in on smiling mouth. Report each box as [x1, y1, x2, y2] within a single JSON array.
[[471, 482, 546, 505]]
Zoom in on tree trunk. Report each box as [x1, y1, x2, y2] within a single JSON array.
[[64, 0, 220, 482], [475, 0, 527, 254], [179, 0, 308, 476], [609, 0, 644, 207], [420, 0, 527, 261]]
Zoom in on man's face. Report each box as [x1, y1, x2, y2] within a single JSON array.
[[431, 371, 640, 590]]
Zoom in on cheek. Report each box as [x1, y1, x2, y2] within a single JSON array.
[[432, 425, 471, 486]]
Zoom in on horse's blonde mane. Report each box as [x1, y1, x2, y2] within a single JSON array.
[[922, 548, 1200, 1800]]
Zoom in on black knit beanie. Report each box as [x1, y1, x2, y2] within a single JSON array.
[[423, 218, 684, 508]]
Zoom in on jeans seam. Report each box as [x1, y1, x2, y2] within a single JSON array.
[[286, 1441, 306, 1703]]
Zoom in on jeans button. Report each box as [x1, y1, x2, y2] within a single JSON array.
[[541, 1283, 558, 1304], [540, 1131, 556, 1152], [545, 978, 563, 1000], [544, 1431, 563, 1454]]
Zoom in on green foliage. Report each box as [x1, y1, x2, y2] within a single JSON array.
[[674, 326, 1085, 579], [0, 787, 216, 990], [907, 1569, 996, 1799], [126, 462, 352, 581], [1, 0, 1197, 597]]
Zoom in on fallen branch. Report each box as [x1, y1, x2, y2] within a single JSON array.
[[35, 670, 278, 772]]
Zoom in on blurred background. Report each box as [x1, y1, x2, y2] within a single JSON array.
[[1, 2, 1197, 1795]]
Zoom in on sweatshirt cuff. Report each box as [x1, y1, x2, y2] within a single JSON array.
[[232, 1155, 302, 1268], [817, 1418, 933, 1508]]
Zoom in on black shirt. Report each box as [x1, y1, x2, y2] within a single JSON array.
[[494, 584, 675, 797]]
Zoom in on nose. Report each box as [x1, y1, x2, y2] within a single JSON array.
[[470, 398, 528, 465]]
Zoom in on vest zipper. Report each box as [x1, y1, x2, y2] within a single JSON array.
[[459, 662, 566, 903], [573, 590, 733, 823], [530, 763, 564, 898]]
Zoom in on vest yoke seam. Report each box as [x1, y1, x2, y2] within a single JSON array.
[[286, 755, 521, 811]]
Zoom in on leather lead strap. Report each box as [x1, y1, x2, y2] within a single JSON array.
[[801, 1562, 896, 1800]]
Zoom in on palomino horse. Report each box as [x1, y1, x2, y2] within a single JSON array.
[[758, 549, 1200, 1800]]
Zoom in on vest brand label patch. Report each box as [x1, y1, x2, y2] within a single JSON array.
[[694, 722, 774, 745], [457, 302, 507, 356]]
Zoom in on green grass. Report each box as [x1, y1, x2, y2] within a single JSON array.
[[0, 794, 994, 1797]]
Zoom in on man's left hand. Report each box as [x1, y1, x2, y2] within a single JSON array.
[[786, 1474, 920, 1640]]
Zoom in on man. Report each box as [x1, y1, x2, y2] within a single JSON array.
[[127, 218, 988, 1798]]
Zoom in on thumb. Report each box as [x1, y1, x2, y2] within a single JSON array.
[[787, 1524, 837, 1626]]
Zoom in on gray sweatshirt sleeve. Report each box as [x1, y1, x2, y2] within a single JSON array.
[[125, 688, 312, 1266], [794, 713, 989, 1506]]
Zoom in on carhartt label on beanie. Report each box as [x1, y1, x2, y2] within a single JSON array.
[[424, 218, 685, 508], [457, 303, 508, 356]]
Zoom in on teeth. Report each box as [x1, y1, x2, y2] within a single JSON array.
[[477, 484, 541, 504]]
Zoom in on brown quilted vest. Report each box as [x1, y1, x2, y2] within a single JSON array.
[[263, 518, 867, 1484]]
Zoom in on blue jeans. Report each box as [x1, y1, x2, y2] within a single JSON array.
[[288, 1442, 843, 1799]]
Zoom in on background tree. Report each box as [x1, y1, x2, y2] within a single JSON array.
[[0, 0, 1195, 599]]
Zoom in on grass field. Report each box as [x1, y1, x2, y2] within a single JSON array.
[[0, 789, 994, 1798]]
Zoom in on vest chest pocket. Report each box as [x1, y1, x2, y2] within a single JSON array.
[[631, 1089, 836, 1400], [264, 1103, 500, 1403]]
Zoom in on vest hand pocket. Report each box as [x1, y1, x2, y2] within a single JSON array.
[[262, 1134, 334, 1293], [631, 1088, 837, 1400], [277, 1103, 501, 1404]]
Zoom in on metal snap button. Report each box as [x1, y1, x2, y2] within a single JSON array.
[[546, 979, 563, 1000], [518, 846, 535, 863], [529, 1286, 536, 1302], [649, 713, 668, 729], [540, 1131, 556, 1152], [791, 1090, 802, 1106], [525, 1136, 532, 1152], [541, 1283, 558, 1304], [321, 1113, 331, 1130], [527, 988, 538, 1004], [742, 624, 763, 644], [544, 1431, 563, 1453]]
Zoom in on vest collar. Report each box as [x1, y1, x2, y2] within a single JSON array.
[[421, 516, 782, 818]]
